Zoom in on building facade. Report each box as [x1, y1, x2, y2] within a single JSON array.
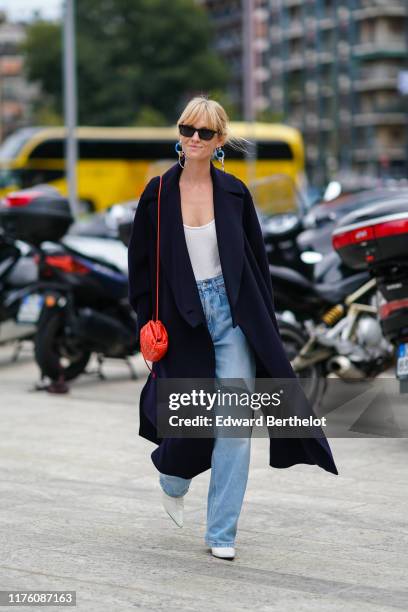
[[196, 0, 271, 118], [199, 0, 408, 187], [270, 0, 408, 186]]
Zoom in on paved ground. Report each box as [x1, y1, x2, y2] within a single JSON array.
[[0, 342, 407, 612]]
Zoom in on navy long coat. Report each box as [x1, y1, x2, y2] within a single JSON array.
[[128, 160, 338, 478]]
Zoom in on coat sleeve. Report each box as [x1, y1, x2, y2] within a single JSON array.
[[241, 180, 281, 337], [127, 177, 157, 336]]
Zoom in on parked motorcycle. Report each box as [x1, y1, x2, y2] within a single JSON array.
[[0, 187, 140, 383], [276, 194, 408, 407], [332, 197, 408, 393]]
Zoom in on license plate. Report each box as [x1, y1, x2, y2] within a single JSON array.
[[396, 342, 408, 379], [17, 294, 44, 324]]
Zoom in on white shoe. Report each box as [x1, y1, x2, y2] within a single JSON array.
[[161, 490, 184, 528], [211, 546, 235, 560]]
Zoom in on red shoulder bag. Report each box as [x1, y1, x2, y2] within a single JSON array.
[[139, 175, 168, 377]]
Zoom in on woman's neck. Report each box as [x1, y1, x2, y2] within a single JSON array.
[[180, 158, 212, 184]]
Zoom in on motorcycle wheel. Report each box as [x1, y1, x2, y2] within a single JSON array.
[[34, 310, 91, 382], [278, 320, 327, 410]]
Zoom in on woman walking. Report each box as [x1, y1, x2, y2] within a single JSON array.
[[128, 96, 338, 561]]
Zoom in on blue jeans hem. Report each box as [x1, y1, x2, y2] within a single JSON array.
[[161, 488, 187, 498]]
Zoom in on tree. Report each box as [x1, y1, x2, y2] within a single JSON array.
[[22, 0, 232, 126], [21, 21, 63, 124]]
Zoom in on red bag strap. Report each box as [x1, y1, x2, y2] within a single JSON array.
[[153, 175, 163, 321]]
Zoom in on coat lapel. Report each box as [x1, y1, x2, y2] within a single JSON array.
[[147, 161, 245, 328]]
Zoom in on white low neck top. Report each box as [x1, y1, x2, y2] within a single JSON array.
[[183, 218, 222, 281]]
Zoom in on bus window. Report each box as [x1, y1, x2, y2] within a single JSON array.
[[28, 139, 176, 160], [20, 169, 65, 189], [257, 142, 294, 160]]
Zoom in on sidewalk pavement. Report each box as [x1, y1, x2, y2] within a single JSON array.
[[0, 343, 407, 611]]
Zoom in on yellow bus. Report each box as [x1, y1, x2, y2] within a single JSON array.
[[0, 123, 306, 213]]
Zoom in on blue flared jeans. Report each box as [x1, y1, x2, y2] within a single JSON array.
[[159, 272, 257, 547]]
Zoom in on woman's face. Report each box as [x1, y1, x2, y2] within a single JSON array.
[[179, 116, 224, 163]]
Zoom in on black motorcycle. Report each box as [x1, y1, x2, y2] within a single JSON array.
[[273, 194, 408, 407], [0, 187, 139, 383]]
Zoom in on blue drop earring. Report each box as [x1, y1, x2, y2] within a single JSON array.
[[175, 141, 185, 168], [213, 146, 225, 172]]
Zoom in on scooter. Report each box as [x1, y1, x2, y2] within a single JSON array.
[[0, 187, 140, 384]]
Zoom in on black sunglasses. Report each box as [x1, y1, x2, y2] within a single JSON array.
[[179, 124, 218, 141]]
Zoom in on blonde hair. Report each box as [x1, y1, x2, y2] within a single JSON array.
[[176, 95, 250, 155]]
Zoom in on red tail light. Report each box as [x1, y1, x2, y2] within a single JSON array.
[[44, 254, 90, 275], [375, 217, 408, 238], [332, 215, 408, 250], [3, 191, 45, 207], [332, 225, 375, 249]]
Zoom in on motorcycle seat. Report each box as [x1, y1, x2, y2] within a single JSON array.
[[269, 264, 369, 305]]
